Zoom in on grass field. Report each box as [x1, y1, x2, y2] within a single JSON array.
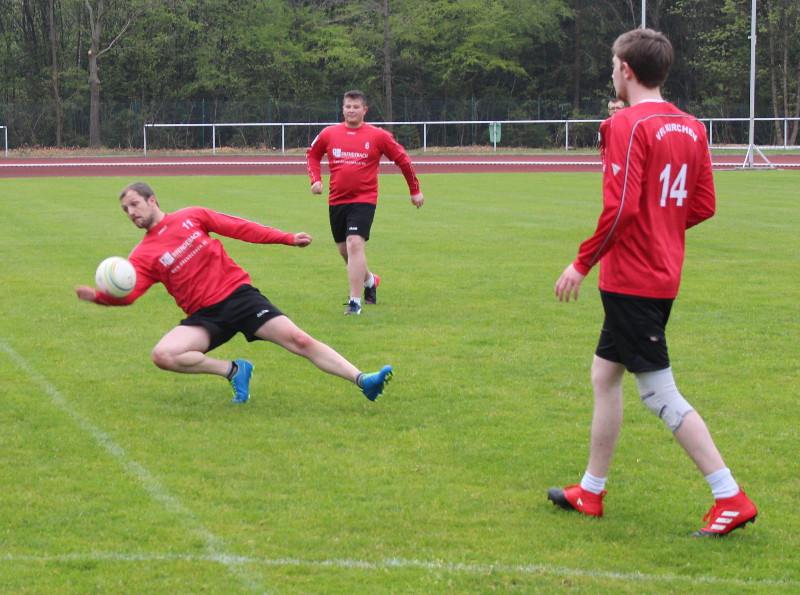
[[1, 170, 798, 593]]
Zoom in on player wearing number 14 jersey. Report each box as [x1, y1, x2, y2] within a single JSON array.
[[551, 28, 757, 536], [577, 98, 715, 299]]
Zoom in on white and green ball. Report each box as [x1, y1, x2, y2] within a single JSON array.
[[95, 256, 136, 298]]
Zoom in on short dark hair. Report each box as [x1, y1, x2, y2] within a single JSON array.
[[120, 181, 155, 201], [612, 28, 673, 89], [343, 90, 367, 105]]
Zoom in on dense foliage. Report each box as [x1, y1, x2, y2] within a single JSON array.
[[0, 0, 797, 147]]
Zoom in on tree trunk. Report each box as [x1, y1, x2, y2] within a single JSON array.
[[86, 0, 105, 148], [767, 8, 784, 145], [48, 0, 63, 147], [571, 15, 581, 110], [381, 0, 393, 126], [792, 67, 799, 145], [88, 46, 101, 148]]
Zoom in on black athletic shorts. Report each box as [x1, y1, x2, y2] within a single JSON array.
[[179, 284, 284, 352], [329, 203, 376, 243], [595, 290, 673, 373]]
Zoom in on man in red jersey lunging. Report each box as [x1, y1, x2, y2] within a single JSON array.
[[76, 182, 393, 403], [306, 90, 425, 315], [549, 29, 757, 537]]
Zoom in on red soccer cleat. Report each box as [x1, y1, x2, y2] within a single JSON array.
[[547, 484, 606, 517], [692, 488, 757, 537], [364, 274, 380, 305]]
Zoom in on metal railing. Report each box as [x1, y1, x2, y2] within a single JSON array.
[[142, 117, 800, 155], [1, 118, 797, 156]]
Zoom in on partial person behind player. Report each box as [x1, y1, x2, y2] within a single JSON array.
[[75, 182, 393, 403], [550, 29, 757, 537], [598, 98, 625, 169], [606, 98, 625, 116], [306, 90, 425, 315]]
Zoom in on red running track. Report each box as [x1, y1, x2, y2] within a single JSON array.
[[1, 153, 798, 178]]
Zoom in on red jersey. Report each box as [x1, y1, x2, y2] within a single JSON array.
[[95, 207, 295, 314], [306, 122, 421, 205], [574, 101, 716, 299]]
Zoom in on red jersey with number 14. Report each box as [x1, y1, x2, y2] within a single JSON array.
[[573, 101, 716, 299], [306, 122, 420, 205], [95, 207, 295, 314]]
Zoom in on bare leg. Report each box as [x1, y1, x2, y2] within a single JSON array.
[[337, 236, 370, 298], [255, 315, 360, 382], [673, 411, 727, 475], [586, 355, 626, 479], [634, 367, 728, 476], [151, 325, 230, 376]]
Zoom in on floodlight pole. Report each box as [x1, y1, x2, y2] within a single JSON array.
[[743, 0, 773, 168]]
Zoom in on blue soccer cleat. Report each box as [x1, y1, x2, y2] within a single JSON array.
[[230, 359, 254, 403], [360, 365, 393, 401]]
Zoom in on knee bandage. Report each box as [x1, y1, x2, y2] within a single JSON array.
[[635, 368, 694, 432]]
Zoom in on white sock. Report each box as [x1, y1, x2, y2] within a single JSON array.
[[364, 274, 375, 288], [705, 467, 739, 499], [350, 297, 362, 306], [580, 472, 606, 495]]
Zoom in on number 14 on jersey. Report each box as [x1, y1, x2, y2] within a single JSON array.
[[659, 163, 688, 207]]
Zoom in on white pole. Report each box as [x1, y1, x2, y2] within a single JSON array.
[[746, 0, 757, 167], [641, 0, 646, 28], [742, 0, 773, 169]]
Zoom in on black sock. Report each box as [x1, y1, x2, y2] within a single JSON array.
[[356, 372, 364, 388], [226, 361, 239, 381]]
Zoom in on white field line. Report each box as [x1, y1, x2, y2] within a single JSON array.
[[0, 338, 268, 594], [2, 339, 794, 590], [0, 553, 796, 589]]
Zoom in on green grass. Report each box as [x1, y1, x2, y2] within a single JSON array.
[[1, 170, 798, 593]]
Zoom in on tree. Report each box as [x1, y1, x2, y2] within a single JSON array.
[[399, 0, 566, 101], [379, 0, 393, 121], [47, 0, 63, 146], [67, 0, 148, 147], [764, 0, 800, 144], [298, 0, 391, 116], [0, 0, 794, 148]]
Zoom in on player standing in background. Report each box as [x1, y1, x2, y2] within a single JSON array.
[[75, 182, 393, 403], [598, 98, 626, 169], [549, 29, 757, 536], [306, 90, 425, 315]]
